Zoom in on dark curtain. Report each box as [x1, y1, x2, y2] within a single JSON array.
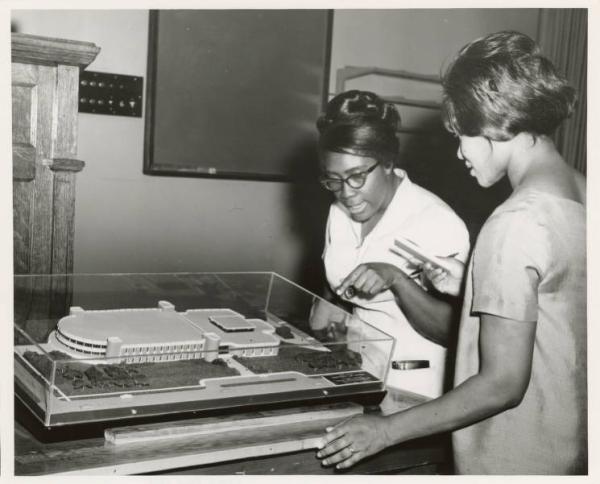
[[538, 8, 587, 175]]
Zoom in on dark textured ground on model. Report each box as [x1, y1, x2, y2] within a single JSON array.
[[22, 344, 362, 396]]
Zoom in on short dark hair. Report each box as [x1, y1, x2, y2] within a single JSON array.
[[441, 30, 576, 140], [317, 90, 400, 166]]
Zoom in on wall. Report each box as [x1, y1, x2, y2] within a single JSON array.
[[329, 9, 540, 94], [329, 9, 540, 238], [11, 9, 541, 291], [12, 10, 315, 287]]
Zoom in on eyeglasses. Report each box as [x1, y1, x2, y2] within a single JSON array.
[[319, 162, 380, 192]]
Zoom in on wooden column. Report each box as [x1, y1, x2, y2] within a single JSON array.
[[11, 33, 100, 276]]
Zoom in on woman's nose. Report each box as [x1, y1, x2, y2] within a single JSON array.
[[456, 145, 464, 160], [339, 181, 358, 199]]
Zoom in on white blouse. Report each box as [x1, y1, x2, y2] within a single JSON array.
[[323, 170, 470, 397]]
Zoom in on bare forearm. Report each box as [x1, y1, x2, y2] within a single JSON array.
[[316, 316, 536, 470], [389, 273, 457, 346], [383, 315, 535, 446], [382, 373, 518, 446]]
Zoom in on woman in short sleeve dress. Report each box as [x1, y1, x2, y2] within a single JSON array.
[[316, 31, 586, 475]]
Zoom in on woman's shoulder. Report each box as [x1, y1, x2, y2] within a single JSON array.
[[474, 201, 545, 271], [519, 160, 586, 206], [484, 192, 544, 228], [496, 186, 584, 217], [480, 188, 582, 244]]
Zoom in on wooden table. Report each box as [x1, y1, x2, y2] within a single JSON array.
[[15, 388, 450, 475]]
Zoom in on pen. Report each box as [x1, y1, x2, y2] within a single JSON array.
[[408, 268, 423, 278]]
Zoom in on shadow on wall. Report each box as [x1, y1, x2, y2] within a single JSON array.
[[283, 136, 331, 296], [400, 113, 511, 245]]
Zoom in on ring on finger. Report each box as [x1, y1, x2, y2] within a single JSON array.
[[348, 445, 356, 454]]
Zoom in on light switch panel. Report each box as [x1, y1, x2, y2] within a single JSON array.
[[78, 70, 143, 117]]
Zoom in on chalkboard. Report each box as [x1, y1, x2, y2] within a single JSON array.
[[143, 10, 332, 180]]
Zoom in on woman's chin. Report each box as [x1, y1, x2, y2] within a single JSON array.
[[344, 202, 369, 220], [478, 178, 497, 188], [350, 210, 374, 223]]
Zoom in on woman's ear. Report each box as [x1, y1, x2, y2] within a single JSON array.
[[382, 160, 395, 174]]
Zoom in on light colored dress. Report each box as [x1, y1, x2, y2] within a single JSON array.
[[453, 189, 587, 474], [323, 169, 470, 397]]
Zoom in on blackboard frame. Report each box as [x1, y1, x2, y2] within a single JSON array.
[[143, 10, 333, 181]]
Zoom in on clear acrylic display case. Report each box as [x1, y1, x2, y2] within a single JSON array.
[[14, 272, 394, 427]]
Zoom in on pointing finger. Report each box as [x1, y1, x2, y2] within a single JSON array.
[[337, 266, 365, 296]]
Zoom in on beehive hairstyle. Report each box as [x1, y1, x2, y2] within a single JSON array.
[[442, 30, 576, 140], [317, 90, 401, 166]]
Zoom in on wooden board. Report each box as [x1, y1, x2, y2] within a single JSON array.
[[16, 382, 437, 475], [105, 402, 362, 445]]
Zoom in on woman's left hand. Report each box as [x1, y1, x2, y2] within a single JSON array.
[[316, 414, 390, 469], [422, 257, 465, 297]]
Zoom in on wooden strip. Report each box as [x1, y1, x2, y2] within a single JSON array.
[[50, 438, 324, 475], [384, 95, 441, 110], [12, 144, 36, 180], [339, 66, 441, 84], [336, 65, 441, 93], [17, 413, 356, 475], [13, 182, 33, 273], [105, 402, 362, 445], [48, 158, 85, 172], [11, 82, 37, 145], [26, 65, 55, 274], [53, 65, 80, 157], [50, 171, 77, 274], [12, 33, 100, 68]]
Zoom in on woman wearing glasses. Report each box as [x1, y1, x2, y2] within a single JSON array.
[[310, 90, 470, 398], [316, 32, 586, 475]]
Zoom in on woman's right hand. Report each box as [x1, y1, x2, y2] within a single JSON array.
[[309, 298, 348, 341], [422, 257, 465, 296]]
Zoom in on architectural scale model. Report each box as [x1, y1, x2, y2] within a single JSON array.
[[49, 300, 281, 363], [15, 296, 390, 427]]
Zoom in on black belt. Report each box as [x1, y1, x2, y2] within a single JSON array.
[[391, 360, 430, 370]]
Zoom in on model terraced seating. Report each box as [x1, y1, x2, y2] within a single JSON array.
[[50, 301, 281, 363]]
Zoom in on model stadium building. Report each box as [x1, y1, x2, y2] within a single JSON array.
[[49, 300, 280, 363]]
